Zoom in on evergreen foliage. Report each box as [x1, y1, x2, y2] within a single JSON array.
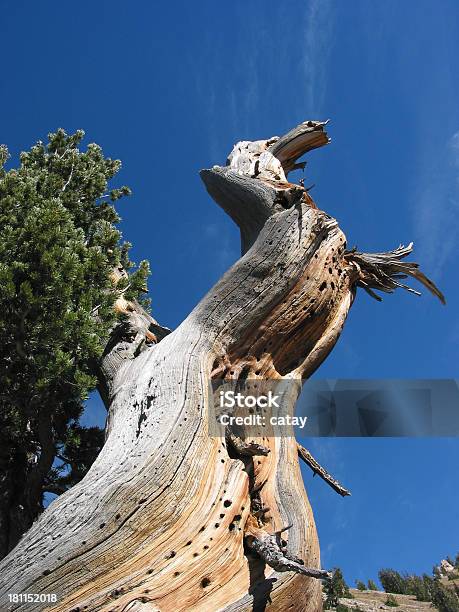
[[385, 594, 399, 607], [377, 569, 436, 601], [430, 580, 459, 612], [367, 579, 378, 591], [366, 567, 459, 609], [0, 129, 149, 555], [409, 574, 434, 602], [378, 569, 408, 595], [324, 568, 353, 609]]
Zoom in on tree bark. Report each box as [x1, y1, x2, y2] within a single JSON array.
[[0, 120, 443, 612]]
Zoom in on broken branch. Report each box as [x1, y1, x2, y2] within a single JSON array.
[[245, 525, 331, 580], [345, 243, 445, 304], [226, 428, 270, 456], [297, 443, 351, 497]]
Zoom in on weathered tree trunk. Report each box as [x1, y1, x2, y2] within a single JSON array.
[[0, 121, 443, 612]]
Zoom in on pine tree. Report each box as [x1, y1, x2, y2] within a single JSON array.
[[324, 568, 353, 609], [378, 569, 407, 594], [0, 129, 150, 557], [431, 580, 459, 612], [367, 579, 378, 590], [407, 574, 434, 601]]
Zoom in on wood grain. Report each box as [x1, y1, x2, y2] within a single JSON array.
[[0, 120, 443, 612]]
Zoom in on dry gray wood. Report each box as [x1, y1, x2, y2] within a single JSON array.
[[226, 428, 270, 457], [297, 444, 351, 497], [344, 244, 445, 303], [0, 120, 443, 612], [245, 528, 331, 580]]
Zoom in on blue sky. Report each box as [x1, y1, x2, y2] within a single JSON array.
[[2, 0, 458, 588]]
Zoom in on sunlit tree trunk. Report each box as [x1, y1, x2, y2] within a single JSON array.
[[0, 121, 443, 612]]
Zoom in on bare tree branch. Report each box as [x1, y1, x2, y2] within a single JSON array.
[[298, 443, 351, 497]]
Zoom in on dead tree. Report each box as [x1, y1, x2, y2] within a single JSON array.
[[0, 120, 444, 612]]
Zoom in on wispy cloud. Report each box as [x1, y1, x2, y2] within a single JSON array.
[[193, 2, 335, 274], [413, 130, 459, 279], [301, 0, 333, 117], [195, 1, 335, 163]]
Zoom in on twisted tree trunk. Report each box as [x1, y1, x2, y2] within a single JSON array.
[[0, 120, 443, 612]]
